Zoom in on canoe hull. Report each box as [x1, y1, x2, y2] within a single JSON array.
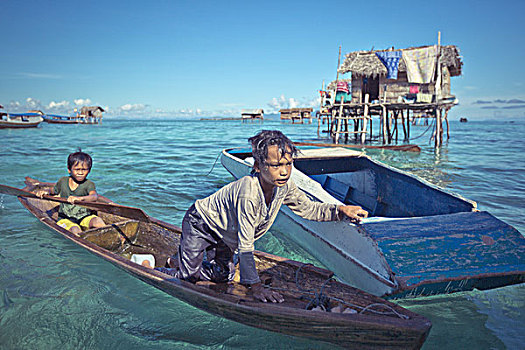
[[14, 178, 431, 348]]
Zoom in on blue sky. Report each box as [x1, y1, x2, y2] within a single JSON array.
[[1, 0, 524, 119]]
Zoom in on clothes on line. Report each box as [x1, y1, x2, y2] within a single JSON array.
[[403, 46, 438, 84], [375, 51, 402, 79]]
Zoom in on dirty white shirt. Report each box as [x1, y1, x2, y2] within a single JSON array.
[[194, 174, 339, 253]]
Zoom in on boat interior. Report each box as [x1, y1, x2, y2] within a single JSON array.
[[294, 156, 476, 217], [227, 149, 476, 218], [21, 191, 416, 316]]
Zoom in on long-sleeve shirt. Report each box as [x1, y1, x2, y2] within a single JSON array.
[[194, 174, 340, 254]]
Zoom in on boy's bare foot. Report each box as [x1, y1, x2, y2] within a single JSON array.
[[166, 256, 178, 268]]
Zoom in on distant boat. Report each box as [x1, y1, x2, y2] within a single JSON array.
[[43, 114, 84, 124], [44, 106, 104, 124], [0, 112, 44, 129], [459, 117, 468, 123], [221, 147, 525, 298]]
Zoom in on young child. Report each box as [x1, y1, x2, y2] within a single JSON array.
[[175, 130, 368, 303], [36, 150, 106, 236]]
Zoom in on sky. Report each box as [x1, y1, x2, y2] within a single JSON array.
[[1, 0, 524, 119]]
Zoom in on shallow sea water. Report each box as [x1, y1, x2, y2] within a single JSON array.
[[0, 117, 523, 349]]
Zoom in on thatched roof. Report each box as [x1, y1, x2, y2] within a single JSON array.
[[80, 106, 105, 113], [279, 108, 313, 113], [339, 45, 462, 78], [241, 109, 264, 115], [326, 79, 352, 91]]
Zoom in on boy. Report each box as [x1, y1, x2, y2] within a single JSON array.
[[36, 150, 106, 235], [176, 130, 368, 303]]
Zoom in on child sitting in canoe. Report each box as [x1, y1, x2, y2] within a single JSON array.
[[35, 149, 106, 236], [175, 130, 368, 303]]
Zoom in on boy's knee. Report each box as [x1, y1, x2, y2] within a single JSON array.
[[70, 226, 82, 235], [90, 216, 105, 228]]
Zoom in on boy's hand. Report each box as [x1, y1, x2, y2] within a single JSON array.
[[251, 282, 284, 303], [34, 190, 48, 198], [67, 196, 80, 204], [339, 205, 368, 223]]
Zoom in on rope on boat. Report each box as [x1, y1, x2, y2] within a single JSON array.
[[269, 263, 409, 319], [293, 263, 334, 311], [205, 151, 222, 176]]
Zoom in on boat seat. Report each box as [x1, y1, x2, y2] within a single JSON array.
[[310, 171, 377, 213]]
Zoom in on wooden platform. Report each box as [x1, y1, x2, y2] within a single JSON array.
[[280, 108, 313, 124], [320, 99, 456, 147]]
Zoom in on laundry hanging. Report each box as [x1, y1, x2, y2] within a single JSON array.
[[375, 51, 402, 79], [402, 46, 438, 84]]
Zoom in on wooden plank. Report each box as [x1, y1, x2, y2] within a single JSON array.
[[364, 211, 525, 293]]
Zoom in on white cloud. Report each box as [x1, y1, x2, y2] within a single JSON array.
[[25, 97, 43, 109], [266, 94, 318, 113], [119, 103, 147, 112], [43, 100, 71, 114], [74, 98, 92, 106], [48, 100, 70, 108], [3, 97, 101, 115]]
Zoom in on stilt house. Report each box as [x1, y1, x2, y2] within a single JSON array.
[[241, 109, 264, 122], [279, 108, 313, 123], [79, 106, 104, 123], [336, 45, 462, 104]]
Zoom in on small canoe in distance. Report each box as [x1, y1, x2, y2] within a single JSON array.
[[221, 147, 525, 298], [43, 114, 82, 124], [0, 113, 44, 129], [14, 178, 432, 349]]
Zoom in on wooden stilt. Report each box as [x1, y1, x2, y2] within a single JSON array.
[[445, 109, 450, 140], [361, 94, 369, 144], [435, 108, 442, 147], [381, 105, 387, 144], [407, 110, 411, 140], [401, 109, 408, 142], [393, 110, 399, 142], [334, 102, 344, 144], [344, 115, 349, 142]]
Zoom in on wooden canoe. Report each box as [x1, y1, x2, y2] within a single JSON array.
[[15, 177, 431, 349]]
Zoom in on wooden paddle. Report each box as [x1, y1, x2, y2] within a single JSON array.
[[0, 183, 151, 222]]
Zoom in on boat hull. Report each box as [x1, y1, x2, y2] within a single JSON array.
[[0, 116, 43, 128], [220, 148, 525, 298]]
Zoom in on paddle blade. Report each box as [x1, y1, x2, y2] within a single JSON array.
[[0, 183, 38, 198], [76, 201, 151, 222]]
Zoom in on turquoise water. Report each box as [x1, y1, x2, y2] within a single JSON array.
[[0, 118, 523, 349]]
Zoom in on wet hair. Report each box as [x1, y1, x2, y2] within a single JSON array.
[[248, 130, 298, 171], [67, 148, 92, 170]]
